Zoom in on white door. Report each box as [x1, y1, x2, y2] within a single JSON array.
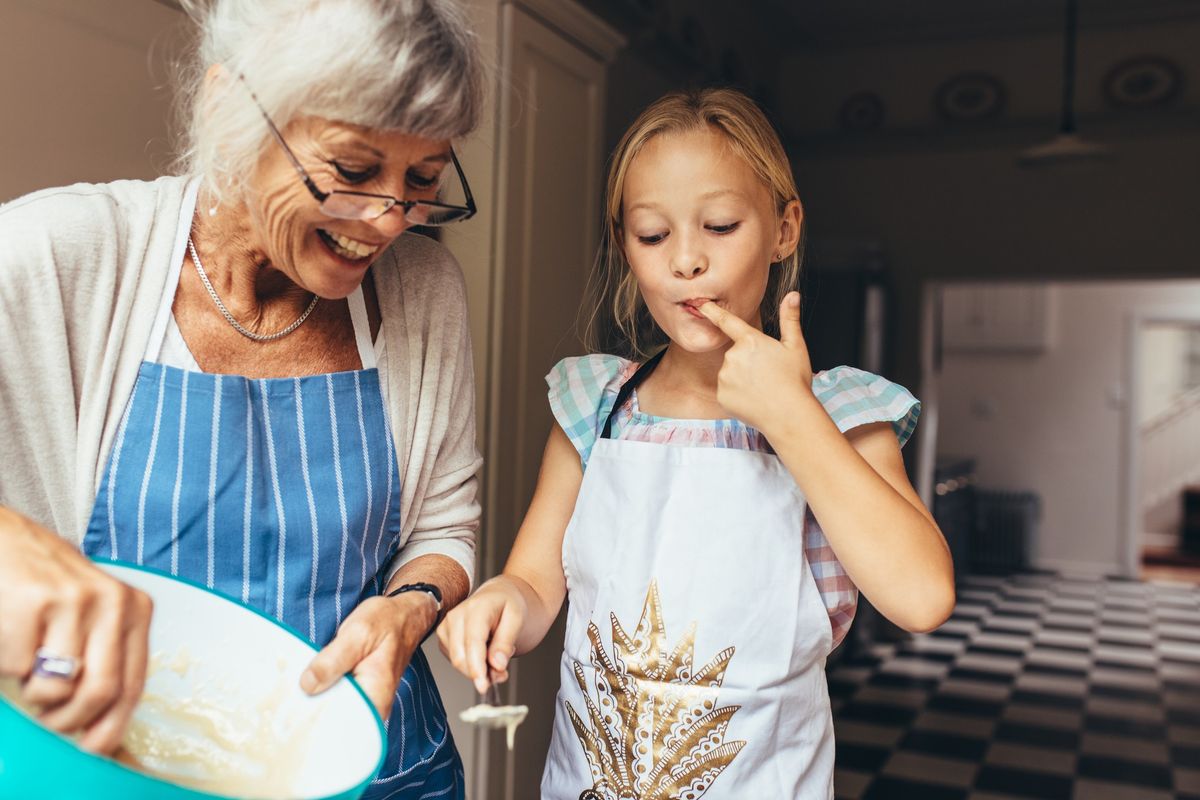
[[478, 3, 619, 797]]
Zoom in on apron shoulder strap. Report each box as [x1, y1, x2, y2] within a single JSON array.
[[346, 285, 376, 370], [599, 347, 667, 440]]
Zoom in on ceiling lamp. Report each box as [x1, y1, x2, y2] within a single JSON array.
[[1019, 0, 1112, 166]]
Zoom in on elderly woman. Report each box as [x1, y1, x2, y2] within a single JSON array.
[[0, 0, 483, 794]]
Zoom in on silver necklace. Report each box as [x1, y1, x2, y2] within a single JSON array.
[[187, 237, 319, 342]]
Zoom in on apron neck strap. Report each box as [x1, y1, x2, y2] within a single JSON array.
[[346, 284, 376, 370], [600, 347, 667, 440]]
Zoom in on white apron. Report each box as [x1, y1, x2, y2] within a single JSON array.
[[541, 353, 836, 800]]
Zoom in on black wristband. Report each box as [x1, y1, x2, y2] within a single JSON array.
[[386, 582, 444, 644], [386, 582, 443, 612]]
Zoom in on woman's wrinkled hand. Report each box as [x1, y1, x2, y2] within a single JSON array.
[[0, 507, 153, 754], [436, 577, 527, 694], [300, 592, 436, 721], [695, 291, 815, 436]]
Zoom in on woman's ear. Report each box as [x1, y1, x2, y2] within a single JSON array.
[[199, 63, 234, 115], [204, 62, 229, 90], [775, 199, 804, 261]]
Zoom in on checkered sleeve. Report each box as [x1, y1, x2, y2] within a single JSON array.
[[807, 367, 920, 647], [806, 506, 859, 649], [812, 365, 921, 447], [546, 355, 630, 468]]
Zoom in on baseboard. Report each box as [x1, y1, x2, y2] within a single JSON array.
[[1032, 557, 1121, 579], [1143, 531, 1181, 550]]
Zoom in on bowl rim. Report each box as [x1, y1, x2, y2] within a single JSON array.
[[0, 557, 387, 800]]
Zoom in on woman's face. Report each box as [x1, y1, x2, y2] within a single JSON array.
[[243, 117, 451, 299], [621, 127, 783, 355]]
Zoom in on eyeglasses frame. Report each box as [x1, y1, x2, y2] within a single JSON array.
[[237, 73, 476, 224]]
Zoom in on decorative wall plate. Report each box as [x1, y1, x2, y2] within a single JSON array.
[[1103, 56, 1183, 108], [935, 71, 1007, 122], [839, 91, 886, 132]]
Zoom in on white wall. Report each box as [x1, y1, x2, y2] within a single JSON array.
[[936, 280, 1200, 576], [0, 0, 187, 202], [1139, 323, 1198, 423]]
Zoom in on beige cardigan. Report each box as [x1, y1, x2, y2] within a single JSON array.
[[0, 176, 480, 582]]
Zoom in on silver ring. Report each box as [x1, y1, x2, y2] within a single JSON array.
[[32, 648, 80, 681]]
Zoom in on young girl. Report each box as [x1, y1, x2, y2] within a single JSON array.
[[438, 88, 954, 799]]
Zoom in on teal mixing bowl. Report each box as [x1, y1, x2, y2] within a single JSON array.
[[0, 560, 385, 800]]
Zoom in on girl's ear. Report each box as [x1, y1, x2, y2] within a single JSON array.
[[775, 199, 804, 261]]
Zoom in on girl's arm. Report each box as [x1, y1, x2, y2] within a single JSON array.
[[437, 424, 582, 692], [698, 294, 955, 633], [770, 403, 953, 632]]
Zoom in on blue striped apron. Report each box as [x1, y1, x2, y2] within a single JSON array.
[[81, 186, 464, 799]]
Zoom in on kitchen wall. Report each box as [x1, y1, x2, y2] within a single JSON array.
[[775, 17, 1200, 395], [936, 279, 1200, 576], [0, 0, 187, 202]]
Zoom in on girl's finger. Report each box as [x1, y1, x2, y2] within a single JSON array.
[[695, 301, 757, 342], [441, 611, 468, 671], [463, 610, 496, 693], [487, 603, 523, 673], [778, 292, 804, 348]]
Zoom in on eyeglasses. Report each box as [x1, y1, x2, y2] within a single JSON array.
[[239, 75, 476, 225]]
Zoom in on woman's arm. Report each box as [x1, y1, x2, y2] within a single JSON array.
[[437, 423, 582, 692], [300, 553, 470, 719]]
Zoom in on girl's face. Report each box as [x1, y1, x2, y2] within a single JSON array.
[[244, 117, 452, 299], [621, 126, 789, 355]]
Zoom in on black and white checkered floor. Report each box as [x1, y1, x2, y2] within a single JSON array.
[[827, 573, 1200, 799]]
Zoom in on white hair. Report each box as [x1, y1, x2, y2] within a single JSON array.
[[173, 0, 485, 203]]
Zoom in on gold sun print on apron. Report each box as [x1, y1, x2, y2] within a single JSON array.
[[566, 581, 746, 800]]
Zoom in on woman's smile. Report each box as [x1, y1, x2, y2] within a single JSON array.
[[315, 227, 383, 265]]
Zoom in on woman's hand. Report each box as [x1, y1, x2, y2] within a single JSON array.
[[0, 507, 153, 754], [436, 577, 528, 694], [300, 591, 437, 721], [696, 291, 815, 435]]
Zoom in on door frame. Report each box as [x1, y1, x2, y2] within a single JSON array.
[[1119, 304, 1200, 576]]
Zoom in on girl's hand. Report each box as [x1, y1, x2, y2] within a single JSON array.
[[436, 578, 527, 694], [300, 591, 437, 721], [696, 291, 815, 435], [0, 507, 153, 754]]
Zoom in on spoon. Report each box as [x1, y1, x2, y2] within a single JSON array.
[[459, 671, 529, 750]]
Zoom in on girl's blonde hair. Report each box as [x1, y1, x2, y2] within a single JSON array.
[[583, 87, 804, 360]]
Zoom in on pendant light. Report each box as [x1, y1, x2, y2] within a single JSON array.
[[1019, 0, 1111, 165]]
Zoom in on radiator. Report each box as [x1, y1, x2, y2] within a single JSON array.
[[971, 490, 1039, 574]]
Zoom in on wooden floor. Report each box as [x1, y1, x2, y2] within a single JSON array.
[[1141, 547, 1200, 586]]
